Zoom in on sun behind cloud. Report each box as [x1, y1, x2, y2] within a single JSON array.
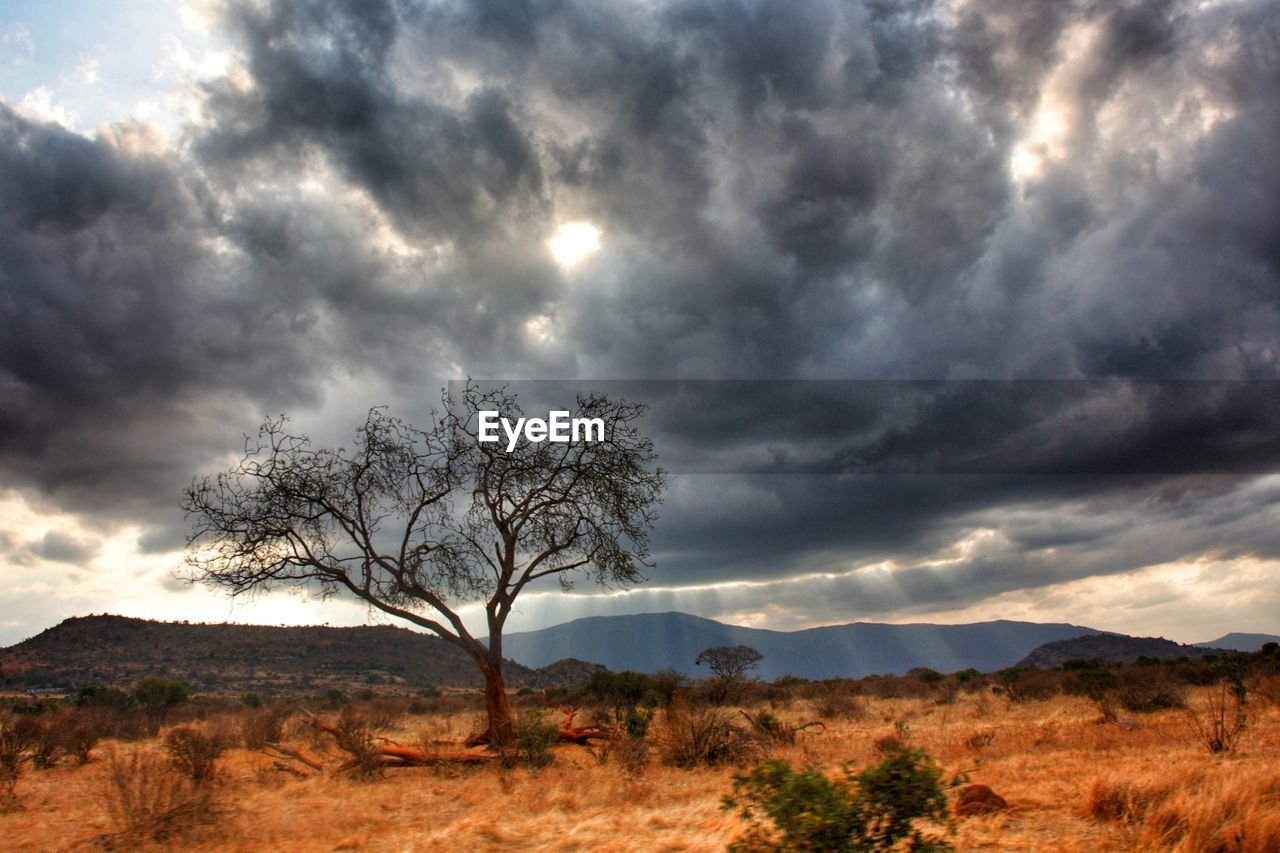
[[548, 221, 601, 268]]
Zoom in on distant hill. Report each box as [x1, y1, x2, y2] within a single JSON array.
[[8, 612, 1249, 691], [1195, 633, 1280, 653], [529, 658, 607, 686], [497, 612, 1104, 679], [0, 615, 596, 694], [1016, 634, 1223, 669]]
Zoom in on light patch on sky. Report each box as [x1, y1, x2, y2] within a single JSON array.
[[0, 0, 230, 139], [463, 553, 1280, 646], [0, 490, 376, 645]]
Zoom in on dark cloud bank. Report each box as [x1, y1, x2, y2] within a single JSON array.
[[2, 0, 1279, 628]]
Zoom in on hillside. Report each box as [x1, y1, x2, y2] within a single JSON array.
[[1195, 632, 1280, 652], [0, 615, 593, 694], [498, 612, 1104, 679], [1016, 634, 1223, 669]]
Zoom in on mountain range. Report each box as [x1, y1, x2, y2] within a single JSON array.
[[1196, 633, 1280, 652], [498, 611, 1106, 679], [3, 612, 1276, 692]]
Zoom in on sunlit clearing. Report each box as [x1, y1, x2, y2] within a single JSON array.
[[549, 222, 601, 268]]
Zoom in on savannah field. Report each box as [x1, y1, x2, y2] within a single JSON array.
[[2, 664, 1279, 852]]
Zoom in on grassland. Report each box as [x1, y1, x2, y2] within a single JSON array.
[[2, 674, 1279, 851]]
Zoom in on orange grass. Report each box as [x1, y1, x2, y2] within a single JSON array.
[[1, 687, 1277, 851]]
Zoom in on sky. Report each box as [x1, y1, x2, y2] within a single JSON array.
[[1, 0, 1279, 648]]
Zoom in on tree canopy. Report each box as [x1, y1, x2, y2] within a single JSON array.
[[696, 645, 765, 681], [183, 383, 664, 742]]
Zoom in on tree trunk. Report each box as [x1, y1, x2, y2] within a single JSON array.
[[480, 660, 515, 747]]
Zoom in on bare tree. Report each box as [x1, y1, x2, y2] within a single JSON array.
[[183, 383, 664, 745]]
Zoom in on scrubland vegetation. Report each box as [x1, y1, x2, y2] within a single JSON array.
[[1, 647, 1278, 851]]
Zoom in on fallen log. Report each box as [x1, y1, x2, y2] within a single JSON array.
[[264, 741, 324, 771], [287, 712, 493, 770], [465, 707, 614, 748]]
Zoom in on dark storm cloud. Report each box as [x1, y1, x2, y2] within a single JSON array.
[[198, 0, 547, 243], [1, 0, 1279, 622]]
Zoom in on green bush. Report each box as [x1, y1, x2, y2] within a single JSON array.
[[722, 741, 956, 851], [76, 685, 135, 711], [509, 709, 559, 769], [588, 670, 654, 722], [132, 679, 190, 732]]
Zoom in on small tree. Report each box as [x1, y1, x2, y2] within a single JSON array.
[[183, 384, 663, 746], [132, 679, 189, 734], [697, 645, 764, 680], [697, 645, 764, 703]]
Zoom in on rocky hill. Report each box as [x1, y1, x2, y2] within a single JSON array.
[[1016, 633, 1224, 669], [0, 615, 598, 694]]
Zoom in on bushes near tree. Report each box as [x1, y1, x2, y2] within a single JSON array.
[[722, 740, 958, 851]]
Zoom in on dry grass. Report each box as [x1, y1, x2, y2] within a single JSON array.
[[0, 686, 1276, 850], [1086, 762, 1280, 851]]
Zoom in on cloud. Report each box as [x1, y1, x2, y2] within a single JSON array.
[[35, 531, 96, 564], [1, 0, 1279, 642]]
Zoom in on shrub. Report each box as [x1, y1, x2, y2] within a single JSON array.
[[739, 710, 817, 746], [814, 687, 865, 721], [1254, 674, 1280, 707], [24, 716, 60, 769], [606, 731, 651, 777], [648, 668, 689, 708], [164, 726, 226, 784], [1210, 654, 1251, 705], [99, 749, 214, 845], [1184, 682, 1247, 754], [588, 670, 655, 723], [993, 668, 1059, 703], [7, 711, 92, 769], [1117, 669, 1186, 713], [76, 685, 135, 712], [132, 679, 190, 733], [862, 675, 936, 701], [659, 706, 759, 769], [331, 707, 383, 779], [0, 713, 33, 810], [508, 709, 559, 769], [240, 705, 293, 750], [722, 741, 956, 851], [932, 679, 961, 706], [1064, 664, 1120, 701], [907, 668, 944, 686]]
